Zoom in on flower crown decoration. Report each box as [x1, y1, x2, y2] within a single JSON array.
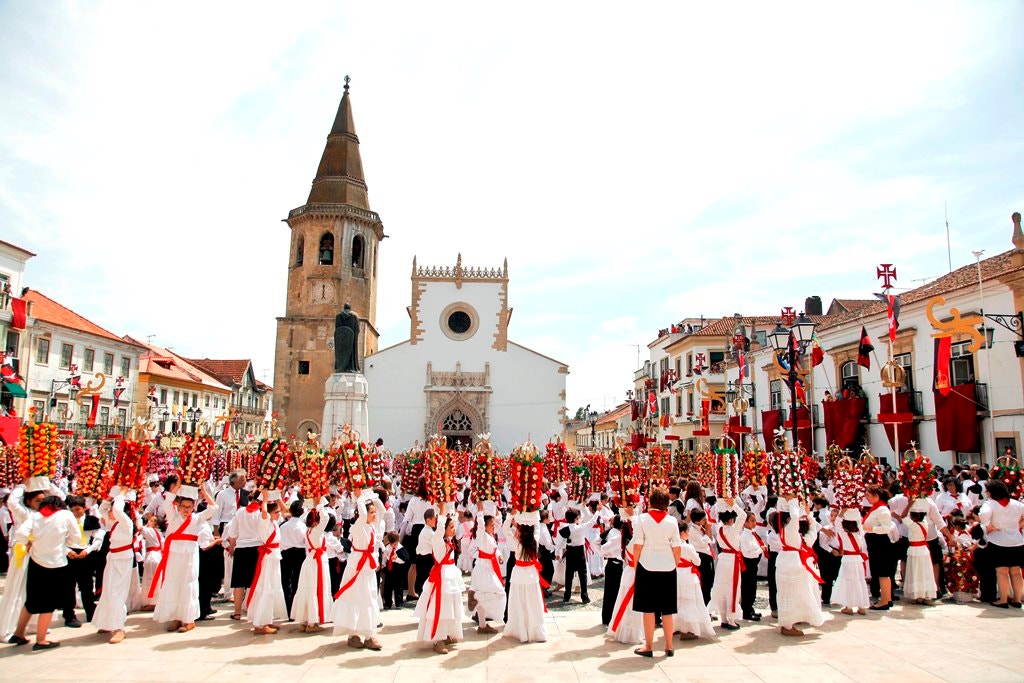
[[509, 441, 545, 512]]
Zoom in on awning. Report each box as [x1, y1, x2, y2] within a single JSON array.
[[2, 381, 27, 398]]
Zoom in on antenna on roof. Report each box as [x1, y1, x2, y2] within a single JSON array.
[[145, 334, 155, 346], [945, 201, 952, 274]]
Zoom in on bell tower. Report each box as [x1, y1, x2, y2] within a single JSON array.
[[273, 77, 384, 438]]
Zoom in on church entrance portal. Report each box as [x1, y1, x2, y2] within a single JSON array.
[[441, 408, 474, 452]]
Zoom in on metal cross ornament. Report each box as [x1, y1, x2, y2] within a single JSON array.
[[780, 307, 797, 326], [877, 263, 897, 289]]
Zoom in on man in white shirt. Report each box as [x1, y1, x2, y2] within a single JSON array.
[[413, 509, 438, 596], [558, 505, 593, 604], [63, 495, 103, 627], [214, 470, 249, 534]]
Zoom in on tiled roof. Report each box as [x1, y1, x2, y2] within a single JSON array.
[[255, 379, 274, 392], [596, 402, 631, 426], [689, 314, 831, 337], [24, 290, 144, 347], [186, 359, 252, 387], [819, 249, 1024, 330], [828, 298, 875, 315], [0, 239, 36, 258], [125, 337, 231, 392]]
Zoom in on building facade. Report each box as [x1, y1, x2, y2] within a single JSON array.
[[273, 81, 385, 438], [0, 239, 34, 419], [186, 359, 272, 442]]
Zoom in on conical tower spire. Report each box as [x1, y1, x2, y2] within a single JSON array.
[[307, 75, 370, 209]]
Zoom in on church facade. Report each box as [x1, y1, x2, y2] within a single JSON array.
[[273, 80, 384, 438], [364, 255, 569, 454]]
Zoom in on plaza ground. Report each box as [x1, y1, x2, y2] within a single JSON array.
[[0, 577, 1021, 682]]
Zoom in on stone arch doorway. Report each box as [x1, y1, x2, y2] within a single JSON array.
[[296, 419, 321, 441], [430, 400, 482, 452]]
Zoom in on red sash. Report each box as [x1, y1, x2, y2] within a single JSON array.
[[333, 531, 377, 600], [147, 515, 198, 598], [677, 557, 700, 577], [514, 557, 549, 613], [909, 522, 929, 547], [425, 544, 456, 638], [754, 533, 769, 558], [478, 550, 504, 588], [107, 522, 133, 554], [781, 529, 824, 584], [610, 550, 637, 632], [838, 532, 868, 573], [308, 530, 327, 624], [717, 528, 742, 611], [245, 527, 280, 609]]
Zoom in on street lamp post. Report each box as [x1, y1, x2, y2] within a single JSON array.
[[768, 311, 817, 450], [186, 407, 202, 434]]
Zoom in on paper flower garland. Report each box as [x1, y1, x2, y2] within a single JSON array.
[[296, 443, 330, 499], [944, 545, 978, 595], [569, 462, 592, 500], [422, 438, 455, 505], [647, 446, 671, 481], [470, 446, 503, 502], [74, 447, 111, 499], [769, 450, 809, 503], [860, 450, 884, 488], [254, 437, 291, 491], [544, 441, 571, 485], [585, 452, 608, 493], [832, 458, 865, 509], [148, 448, 177, 482], [180, 434, 215, 487], [898, 450, 935, 499], [209, 448, 228, 485], [673, 450, 696, 481], [329, 438, 376, 492], [17, 422, 59, 481], [608, 447, 640, 506], [0, 446, 18, 488], [714, 449, 740, 498], [824, 443, 843, 479], [801, 453, 820, 483], [113, 439, 150, 494], [509, 442, 545, 512], [695, 449, 715, 489], [742, 444, 768, 488]]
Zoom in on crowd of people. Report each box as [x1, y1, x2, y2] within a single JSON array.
[[0, 460, 1021, 657]]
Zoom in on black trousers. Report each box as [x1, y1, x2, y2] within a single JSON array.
[[539, 545, 555, 587], [767, 552, 778, 611], [381, 566, 405, 608], [975, 545, 997, 603], [199, 546, 225, 618], [741, 556, 760, 616], [503, 555, 516, 623], [563, 546, 588, 602], [414, 553, 434, 596], [815, 541, 840, 604], [329, 559, 344, 595], [280, 547, 306, 616], [697, 552, 715, 606], [0, 532, 9, 574], [64, 553, 97, 621], [601, 558, 624, 625]]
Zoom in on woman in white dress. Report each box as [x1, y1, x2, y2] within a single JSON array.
[[710, 498, 745, 630], [332, 491, 383, 650], [470, 514, 505, 634], [245, 497, 287, 634], [92, 494, 138, 643], [503, 513, 547, 643], [0, 485, 47, 642], [831, 509, 870, 615], [675, 524, 714, 640], [457, 511, 475, 574], [607, 509, 643, 645], [139, 515, 163, 610], [152, 484, 218, 633], [415, 516, 466, 653], [775, 496, 824, 636], [904, 499, 938, 603], [292, 501, 333, 633]]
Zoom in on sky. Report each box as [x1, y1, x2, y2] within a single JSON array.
[[1, 1, 1023, 418]]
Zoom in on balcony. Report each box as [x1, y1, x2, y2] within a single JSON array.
[[234, 404, 266, 417], [974, 383, 988, 411], [634, 367, 650, 381]]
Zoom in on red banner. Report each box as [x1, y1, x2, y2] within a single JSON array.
[[823, 398, 865, 450], [10, 298, 26, 330], [935, 383, 979, 452], [783, 406, 813, 452], [760, 409, 781, 450], [878, 392, 917, 453]]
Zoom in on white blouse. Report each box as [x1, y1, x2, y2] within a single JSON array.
[[980, 499, 1024, 547], [633, 512, 682, 572]]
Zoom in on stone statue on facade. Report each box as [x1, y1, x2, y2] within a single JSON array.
[[334, 303, 361, 373]]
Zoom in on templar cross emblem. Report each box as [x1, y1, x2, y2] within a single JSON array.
[[877, 263, 897, 289], [694, 353, 706, 369], [780, 307, 797, 326]]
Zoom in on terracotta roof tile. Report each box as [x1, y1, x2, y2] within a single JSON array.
[[689, 314, 831, 337], [819, 249, 1024, 330], [24, 290, 144, 347], [185, 359, 252, 387], [828, 298, 876, 315], [123, 337, 231, 392]]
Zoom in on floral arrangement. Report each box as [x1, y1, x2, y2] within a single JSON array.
[[824, 443, 844, 479], [714, 449, 740, 498], [470, 444, 503, 502], [673, 450, 695, 480], [801, 453, 820, 482], [450, 449, 470, 480], [179, 434, 215, 487], [769, 450, 809, 503], [991, 458, 1023, 500], [833, 458, 865, 509], [897, 449, 934, 499], [647, 446, 671, 481], [423, 439, 455, 505], [742, 444, 768, 487], [608, 447, 640, 506], [508, 442, 545, 512], [296, 443, 330, 499], [0, 446, 19, 488], [944, 545, 978, 596], [17, 422, 59, 481], [74, 447, 110, 499], [113, 439, 150, 493], [695, 449, 715, 489], [585, 452, 608, 493], [544, 441, 571, 485], [148, 448, 177, 482], [403, 450, 425, 483], [209, 447, 228, 484], [569, 461, 592, 500], [860, 450, 884, 488], [243, 445, 260, 481], [254, 437, 291, 491]]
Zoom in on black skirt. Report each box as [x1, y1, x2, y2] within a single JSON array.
[[865, 532, 895, 580], [989, 542, 1024, 568], [26, 560, 69, 615], [230, 546, 259, 588], [632, 563, 677, 615], [402, 523, 424, 554]]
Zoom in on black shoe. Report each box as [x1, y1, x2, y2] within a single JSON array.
[[869, 602, 892, 611], [992, 601, 1010, 609], [720, 622, 740, 631], [1010, 602, 1022, 609], [6, 635, 28, 646], [744, 612, 762, 621], [634, 648, 653, 657], [64, 618, 82, 628], [32, 642, 60, 651], [581, 597, 591, 605]]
